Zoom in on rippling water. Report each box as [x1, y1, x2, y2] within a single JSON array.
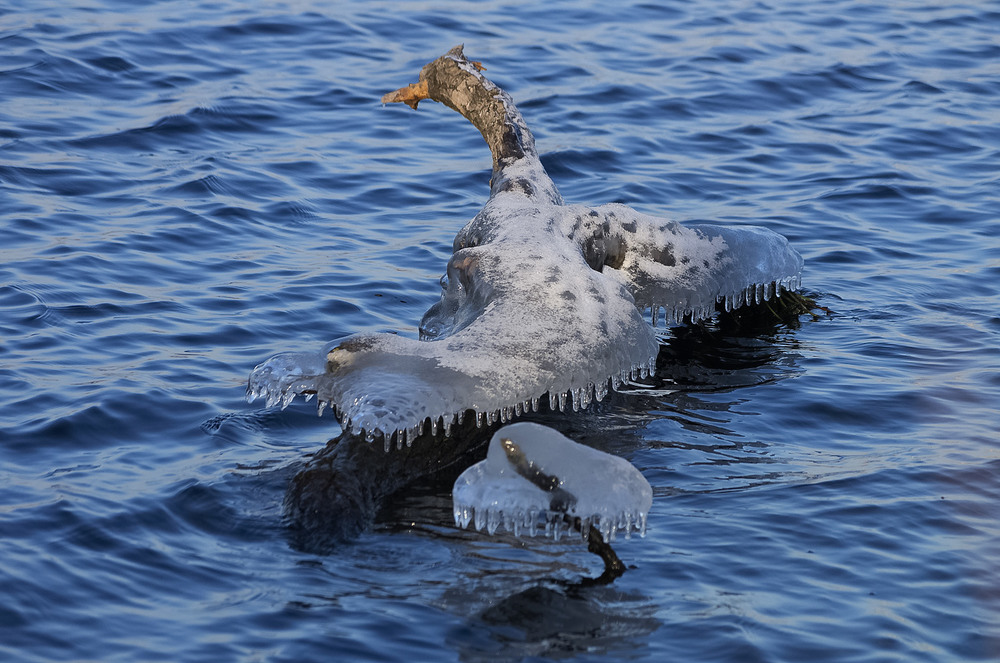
[[2, 0, 999, 660]]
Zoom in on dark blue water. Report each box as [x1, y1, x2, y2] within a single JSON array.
[[2, 0, 999, 660]]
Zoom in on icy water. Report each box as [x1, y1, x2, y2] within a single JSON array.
[[2, 0, 999, 660]]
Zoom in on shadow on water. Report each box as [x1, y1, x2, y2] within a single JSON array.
[[446, 580, 660, 661]]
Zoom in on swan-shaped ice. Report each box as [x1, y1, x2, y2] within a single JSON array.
[[247, 46, 803, 448], [452, 422, 652, 541]]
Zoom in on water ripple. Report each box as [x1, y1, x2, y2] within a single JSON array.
[[2, 0, 999, 661]]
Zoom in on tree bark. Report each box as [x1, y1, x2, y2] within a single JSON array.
[[383, 45, 532, 172]]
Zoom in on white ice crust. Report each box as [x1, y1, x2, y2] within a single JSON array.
[[452, 422, 652, 541], [246, 52, 803, 447]]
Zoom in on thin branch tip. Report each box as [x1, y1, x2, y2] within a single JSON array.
[[381, 79, 429, 109]]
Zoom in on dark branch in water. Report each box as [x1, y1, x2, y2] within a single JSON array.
[[286, 411, 497, 552], [717, 287, 831, 330], [501, 438, 627, 583]]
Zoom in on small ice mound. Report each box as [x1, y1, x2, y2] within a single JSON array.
[[452, 422, 652, 541]]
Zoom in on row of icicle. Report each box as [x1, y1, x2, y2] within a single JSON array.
[[344, 358, 657, 452], [648, 276, 802, 327], [246, 357, 656, 452], [453, 504, 648, 542], [249, 275, 800, 451]]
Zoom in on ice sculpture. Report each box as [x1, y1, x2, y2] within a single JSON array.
[[247, 45, 803, 449], [453, 423, 652, 542]]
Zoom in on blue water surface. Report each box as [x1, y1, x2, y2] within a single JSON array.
[[2, 0, 999, 661]]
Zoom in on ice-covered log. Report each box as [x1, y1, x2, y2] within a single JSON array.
[[247, 45, 803, 446], [452, 422, 652, 542]]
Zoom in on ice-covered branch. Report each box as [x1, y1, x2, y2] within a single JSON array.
[[453, 423, 651, 581], [248, 46, 803, 448]]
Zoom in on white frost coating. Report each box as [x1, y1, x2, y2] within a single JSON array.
[[247, 58, 803, 446], [246, 188, 801, 443], [452, 422, 652, 541]]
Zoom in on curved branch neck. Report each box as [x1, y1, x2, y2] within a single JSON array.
[[422, 47, 533, 168], [384, 46, 560, 204]]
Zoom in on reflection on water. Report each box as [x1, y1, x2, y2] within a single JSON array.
[[451, 580, 660, 661]]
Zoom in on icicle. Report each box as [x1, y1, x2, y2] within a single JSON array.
[[549, 391, 558, 410], [651, 305, 660, 327], [317, 400, 327, 417], [595, 379, 609, 402], [531, 396, 540, 412], [557, 391, 568, 412]]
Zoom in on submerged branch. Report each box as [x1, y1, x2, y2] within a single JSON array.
[[287, 411, 497, 552], [502, 437, 627, 583]]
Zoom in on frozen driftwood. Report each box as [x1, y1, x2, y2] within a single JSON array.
[[252, 46, 803, 550]]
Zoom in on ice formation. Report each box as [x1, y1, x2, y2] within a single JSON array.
[[247, 46, 803, 447], [452, 422, 652, 541]]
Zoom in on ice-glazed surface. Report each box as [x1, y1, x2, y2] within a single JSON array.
[[247, 48, 803, 445], [452, 422, 653, 541]]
